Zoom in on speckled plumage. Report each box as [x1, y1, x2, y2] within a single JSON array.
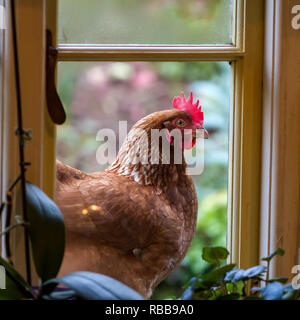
[[56, 110, 199, 298]]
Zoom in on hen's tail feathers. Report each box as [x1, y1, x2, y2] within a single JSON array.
[[56, 160, 87, 184]]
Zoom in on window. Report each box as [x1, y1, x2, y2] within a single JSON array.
[[58, 0, 233, 45], [56, 60, 231, 297], [53, 0, 263, 297]]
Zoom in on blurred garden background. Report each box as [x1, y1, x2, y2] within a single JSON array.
[[57, 0, 232, 299], [58, 0, 232, 45]]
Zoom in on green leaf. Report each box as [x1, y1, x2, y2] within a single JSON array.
[[0, 256, 34, 300], [268, 277, 289, 284], [26, 182, 65, 282], [41, 272, 144, 300], [202, 246, 229, 264], [262, 248, 285, 262], [200, 264, 236, 287], [193, 290, 214, 300], [182, 278, 196, 289], [226, 281, 244, 294]]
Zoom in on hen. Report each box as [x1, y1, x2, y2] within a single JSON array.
[[56, 92, 208, 298]]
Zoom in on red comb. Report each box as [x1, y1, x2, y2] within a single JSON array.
[[172, 92, 204, 127]]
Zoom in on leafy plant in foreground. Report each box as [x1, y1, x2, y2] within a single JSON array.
[[178, 246, 300, 300]]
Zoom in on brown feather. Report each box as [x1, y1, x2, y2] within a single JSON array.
[[56, 110, 198, 298]]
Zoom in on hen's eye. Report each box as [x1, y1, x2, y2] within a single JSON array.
[[176, 119, 186, 127]]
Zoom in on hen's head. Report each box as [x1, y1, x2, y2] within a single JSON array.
[[110, 92, 208, 185], [134, 92, 208, 150]]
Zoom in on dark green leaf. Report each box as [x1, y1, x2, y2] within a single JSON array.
[[0, 256, 34, 300], [200, 264, 236, 287], [261, 282, 284, 300], [41, 272, 144, 300], [262, 248, 285, 262], [194, 290, 214, 300], [202, 246, 229, 264], [268, 277, 289, 284], [26, 183, 65, 282], [182, 277, 197, 289]]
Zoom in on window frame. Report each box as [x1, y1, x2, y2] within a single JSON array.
[[51, 0, 264, 270], [4, 0, 289, 281], [1, 0, 49, 279], [260, 0, 300, 278]]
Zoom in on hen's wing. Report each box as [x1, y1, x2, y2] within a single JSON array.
[[56, 169, 182, 256], [56, 160, 87, 183]]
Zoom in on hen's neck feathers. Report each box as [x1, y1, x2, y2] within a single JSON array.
[[107, 111, 189, 189]]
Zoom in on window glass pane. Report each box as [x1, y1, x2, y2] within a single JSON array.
[[57, 61, 230, 298], [58, 0, 233, 45]]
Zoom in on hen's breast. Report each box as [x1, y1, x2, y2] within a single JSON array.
[[56, 171, 198, 298]]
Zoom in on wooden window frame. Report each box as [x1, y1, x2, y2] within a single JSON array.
[[260, 0, 300, 278], [52, 0, 265, 270], [1, 0, 299, 283]]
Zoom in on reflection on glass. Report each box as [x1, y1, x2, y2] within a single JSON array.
[[58, 0, 233, 45], [57, 61, 230, 298]]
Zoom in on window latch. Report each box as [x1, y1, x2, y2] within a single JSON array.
[[46, 29, 66, 125]]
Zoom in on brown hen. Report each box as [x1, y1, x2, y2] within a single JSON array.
[[56, 94, 208, 298]]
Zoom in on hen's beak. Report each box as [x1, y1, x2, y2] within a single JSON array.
[[193, 128, 209, 139]]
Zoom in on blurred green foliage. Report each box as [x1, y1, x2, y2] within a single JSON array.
[[178, 247, 300, 300]]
